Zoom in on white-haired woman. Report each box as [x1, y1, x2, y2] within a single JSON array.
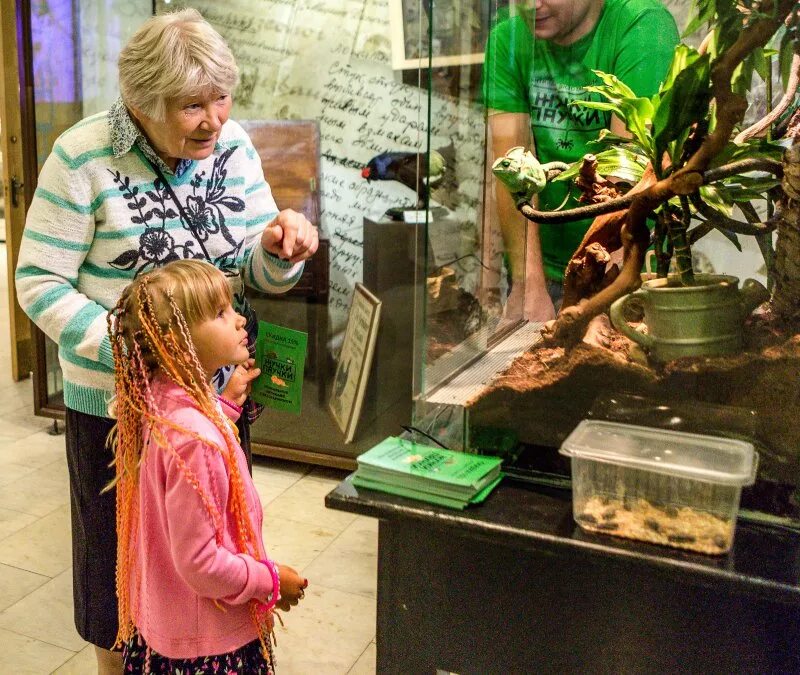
[[15, 9, 318, 674]]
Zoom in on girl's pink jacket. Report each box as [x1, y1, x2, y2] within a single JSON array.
[[128, 376, 274, 659]]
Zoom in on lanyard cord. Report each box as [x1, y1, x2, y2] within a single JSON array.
[[145, 157, 214, 264]]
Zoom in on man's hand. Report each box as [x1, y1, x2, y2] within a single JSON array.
[[276, 564, 307, 612], [260, 209, 319, 263], [221, 358, 260, 406]]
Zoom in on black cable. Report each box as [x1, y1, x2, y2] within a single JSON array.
[[432, 253, 494, 275], [400, 425, 449, 449]]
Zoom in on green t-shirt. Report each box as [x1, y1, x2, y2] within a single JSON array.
[[483, 0, 679, 281]]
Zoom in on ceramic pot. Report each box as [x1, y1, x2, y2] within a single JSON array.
[[609, 274, 769, 362]]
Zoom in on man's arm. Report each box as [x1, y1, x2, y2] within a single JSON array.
[[488, 111, 555, 321]]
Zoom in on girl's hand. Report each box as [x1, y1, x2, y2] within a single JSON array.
[[276, 564, 307, 612], [221, 358, 260, 406]]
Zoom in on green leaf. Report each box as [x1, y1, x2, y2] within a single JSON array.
[[554, 147, 648, 183], [722, 174, 782, 198], [726, 188, 775, 202], [683, 0, 716, 38], [715, 0, 745, 53], [652, 53, 711, 168], [732, 52, 757, 96], [667, 126, 692, 168], [699, 184, 734, 217], [779, 27, 797, 91], [711, 138, 785, 167], [572, 100, 623, 115], [660, 44, 703, 92], [751, 48, 771, 84], [587, 129, 637, 148], [712, 181, 762, 204], [587, 131, 652, 162], [574, 96, 654, 156], [719, 227, 743, 251], [589, 70, 636, 100]]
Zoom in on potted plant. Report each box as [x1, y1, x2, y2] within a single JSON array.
[[494, 0, 799, 353], [473, 0, 800, 514]]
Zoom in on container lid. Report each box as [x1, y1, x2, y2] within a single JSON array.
[[559, 420, 758, 486]]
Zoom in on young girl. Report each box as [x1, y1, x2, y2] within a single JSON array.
[[108, 259, 307, 673]]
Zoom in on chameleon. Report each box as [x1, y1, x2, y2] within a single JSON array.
[[491, 146, 569, 204]]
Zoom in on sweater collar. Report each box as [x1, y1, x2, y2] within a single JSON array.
[[109, 97, 192, 178]]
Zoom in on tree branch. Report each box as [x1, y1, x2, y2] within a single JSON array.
[[734, 50, 800, 143], [517, 158, 782, 225], [702, 157, 783, 182], [689, 192, 778, 239]]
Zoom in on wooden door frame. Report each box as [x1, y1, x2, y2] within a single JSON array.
[[0, 0, 36, 382]]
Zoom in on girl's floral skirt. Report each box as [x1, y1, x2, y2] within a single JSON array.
[[123, 629, 274, 674]]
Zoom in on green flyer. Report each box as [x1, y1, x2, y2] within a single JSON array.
[[251, 321, 307, 413]]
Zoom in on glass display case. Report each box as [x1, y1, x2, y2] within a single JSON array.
[[407, 0, 800, 530], [17, 0, 153, 417], [12, 0, 799, 508]]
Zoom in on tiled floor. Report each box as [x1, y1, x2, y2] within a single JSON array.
[[0, 241, 378, 674]]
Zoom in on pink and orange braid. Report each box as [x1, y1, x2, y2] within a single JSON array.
[[108, 271, 273, 656]]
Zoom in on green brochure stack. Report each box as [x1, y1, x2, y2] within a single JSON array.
[[352, 437, 504, 509]]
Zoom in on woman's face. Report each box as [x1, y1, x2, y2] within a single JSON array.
[[133, 92, 233, 168]]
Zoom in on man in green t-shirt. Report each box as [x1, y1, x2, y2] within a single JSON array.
[[483, 0, 678, 320]]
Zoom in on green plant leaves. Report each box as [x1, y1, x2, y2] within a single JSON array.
[[660, 44, 703, 91], [683, 0, 716, 38], [699, 184, 733, 216], [652, 50, 711, 170], [721, 175, 782, 201], [554, 147, 648, 184], [575, 70, 656, 157], [778, 26, 798, 90], [711, 138, 785, 167]]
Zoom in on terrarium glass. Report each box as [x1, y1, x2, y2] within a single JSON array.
[[411, 0, 800, 530]]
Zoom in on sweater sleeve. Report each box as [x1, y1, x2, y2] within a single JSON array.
[[163, 434, 274, 605], [15, 144, 115, 370], [237, 134, 305, 294]]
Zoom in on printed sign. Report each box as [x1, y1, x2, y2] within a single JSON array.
[[251, 322, 308, 414]]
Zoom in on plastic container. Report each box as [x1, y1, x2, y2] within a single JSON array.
[[559, 420, 758, 555]]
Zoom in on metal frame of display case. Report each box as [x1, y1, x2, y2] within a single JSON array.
[[31, 327, 65, 420]]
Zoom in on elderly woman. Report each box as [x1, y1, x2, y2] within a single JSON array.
[[15, 9, 317, 674]]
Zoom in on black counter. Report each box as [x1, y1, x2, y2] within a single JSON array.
[[326, 476, 800, 673]]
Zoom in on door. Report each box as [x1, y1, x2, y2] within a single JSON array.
[[0, 0, 36, 382], [1, 0, 152, 415]]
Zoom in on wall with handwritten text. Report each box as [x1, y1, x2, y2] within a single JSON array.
[[157, 0, 486, 337]]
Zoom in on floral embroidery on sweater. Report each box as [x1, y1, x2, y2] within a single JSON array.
[[107, 147, 247, 277]]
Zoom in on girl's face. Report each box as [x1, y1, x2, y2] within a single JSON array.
[[190, 303, 249, 377]]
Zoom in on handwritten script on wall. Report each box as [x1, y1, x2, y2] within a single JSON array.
[[162, 0, 485, 333]]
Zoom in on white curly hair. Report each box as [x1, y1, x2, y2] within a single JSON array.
[[118, 8, 239, 122]]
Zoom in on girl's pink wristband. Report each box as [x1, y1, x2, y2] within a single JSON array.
[[218, 396, 243, 414], [258, 559, 280, 612]]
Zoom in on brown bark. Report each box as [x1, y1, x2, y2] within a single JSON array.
[[575, 155, 622, 203], [771, 142, 800, 321]]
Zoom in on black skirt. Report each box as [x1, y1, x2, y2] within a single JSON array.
[[123, 629, 274, 674]]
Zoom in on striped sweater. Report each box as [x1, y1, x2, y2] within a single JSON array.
[[16, 109, 303, 418]]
